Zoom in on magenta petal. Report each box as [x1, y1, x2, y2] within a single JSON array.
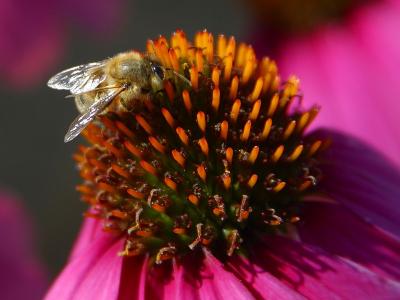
[[299, 202, 400, 280], [118, 255, 149, 300], [161, 263, 193, 300], [0, 0, 65, 88], [145, 251, 257, 299], [314, 129, 400, 239], [228, 256, 305, 299], [69, 215, 107, 260], [120, 254, 210, 300], [0, 192, 48, 300], [73, 240, 124, 299], [144, 251, 255, 300], [274, 0, 400, 166], [120, 254, 202, 300], [152, 259, 202, 300], [45, 234, 123, 300], [196, 250, 256, 299], [251, 236, 400, 299]]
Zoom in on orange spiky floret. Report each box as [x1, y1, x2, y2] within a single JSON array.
[[75, 30, 325, 262]]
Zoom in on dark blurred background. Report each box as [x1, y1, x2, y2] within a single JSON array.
[[0, 0, 249, 277]]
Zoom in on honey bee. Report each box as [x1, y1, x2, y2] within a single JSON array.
[[48, 51, 190, 142]]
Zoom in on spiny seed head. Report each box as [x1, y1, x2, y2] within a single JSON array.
[[74, 30, 326, 263]]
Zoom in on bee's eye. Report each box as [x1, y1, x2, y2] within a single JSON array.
[[152, 64, 165, 80]]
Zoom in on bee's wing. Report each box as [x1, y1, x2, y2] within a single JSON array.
[[64, 86, 124, 143], [47, 61, 107, 94]]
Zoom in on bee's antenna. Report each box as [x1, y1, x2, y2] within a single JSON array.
[[165, 67, 192, 87], [147, 39, 191, 87], [173, 70, 192, 87]]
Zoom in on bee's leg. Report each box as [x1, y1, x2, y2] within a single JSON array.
[[119, 85, 150, 112]]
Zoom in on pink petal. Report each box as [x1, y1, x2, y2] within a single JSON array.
[[197, 250, 255, 299], [0, 191, 48, 300], [152, 250, 254, 300], [250, 236, 400, 299], [228, 256, 305, 300], [147, 256, 202, 300], [299, 202, 400, 280], [120, 250, 256, 299], [69, 215, 106, 260], [45, 233, 123, 300], [0, 0, 65, 88], [73, 239, 124, 300], [273, 1, 400, 166], [162, 261, 202, 300], [118, 255, 149, 300], [314, 129, 400, 239], [0, 0, 124, 89]]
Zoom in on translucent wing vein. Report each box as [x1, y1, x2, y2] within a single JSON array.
[[64, 87, 124, 143], [47, 61, 107, 94]]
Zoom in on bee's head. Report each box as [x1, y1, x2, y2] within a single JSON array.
[[149, 61, 192, 91], [149, 63, 165, 91]]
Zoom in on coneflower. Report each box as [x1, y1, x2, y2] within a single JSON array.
[[46, 30, 400, 299]]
